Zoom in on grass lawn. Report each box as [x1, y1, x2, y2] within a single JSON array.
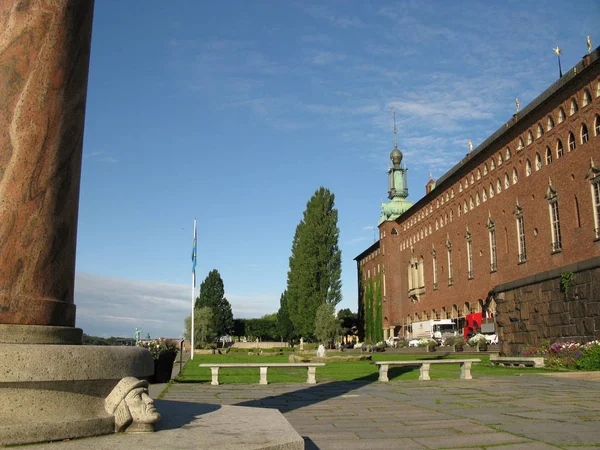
[[175, 352, 553, 384]]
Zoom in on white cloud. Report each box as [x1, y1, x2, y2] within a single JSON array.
[[74, 273, 278, 338]]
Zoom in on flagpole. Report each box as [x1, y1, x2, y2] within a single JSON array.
[[191, 218, 197, 360]]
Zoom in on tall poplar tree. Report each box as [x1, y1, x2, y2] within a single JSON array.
[[286, 187, 342, 338], [276, 291, 294, 342], [195, 269, 234, 337]]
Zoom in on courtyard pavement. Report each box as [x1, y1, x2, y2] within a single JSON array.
[[158, 372, 600, 450]]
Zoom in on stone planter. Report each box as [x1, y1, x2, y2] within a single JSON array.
[[477, 342, 488, 352], [453, 344, 464, 352], [150, 351, 177, 383]]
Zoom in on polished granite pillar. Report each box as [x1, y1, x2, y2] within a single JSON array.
[[0, 0, 93, 328], [0, 2, 155, 445]]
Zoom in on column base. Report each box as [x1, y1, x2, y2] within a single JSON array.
[[0, 343, 154, 446]]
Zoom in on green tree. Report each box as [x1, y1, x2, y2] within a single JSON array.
[[337, 308, 358, 337], [314, 303, 341, 347], [184, 306, 216, 349], [195, 269, 234, 337], [286, 187, 342, 338], [276, 291, 294, 342]]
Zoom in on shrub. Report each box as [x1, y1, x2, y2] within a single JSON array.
[[444, 336, 465, 347], [574, 341, 600, 371], [467, 334, 487, 347], [417, 338, 437, 348]]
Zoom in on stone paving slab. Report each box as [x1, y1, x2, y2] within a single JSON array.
[[159, 375, 600, 449]]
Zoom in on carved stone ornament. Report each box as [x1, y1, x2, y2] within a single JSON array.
[[105, 377, 161, 433]]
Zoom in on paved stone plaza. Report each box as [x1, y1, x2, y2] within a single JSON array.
[[159, 373, 600, 450]]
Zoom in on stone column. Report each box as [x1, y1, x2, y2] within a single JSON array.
[[383, 327, 389, 341], [0, 0, 93, 329]]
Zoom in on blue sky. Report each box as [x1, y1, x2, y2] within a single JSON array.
[[74, 1, 599, 338]]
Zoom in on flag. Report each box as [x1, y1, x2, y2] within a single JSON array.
[[191, 219, 197, 285]]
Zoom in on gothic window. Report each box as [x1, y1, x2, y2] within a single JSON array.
[[526, 159, 532, 176], [391, 228, 398, 235], [450, 210, 453, 221], [570, 99, 578, 116], [581, 124, 589, 144], [547, 115, 555, 131], [583, 89, 592, 106], [459, 181, 463, 192], [491, 159, 496, 171], [489, 183, 494, 198], [458, 205, 461, 217], [476, 192, 481, 206], [512, 168, 518, 184], [463, 201, 468, 213], [429, 224, 432, 234], [535, 153, 542, 171], [435, 219, 439, 230], [556, 139, 564, 158], [477, 169, 481, 180], [517, 137, 524, 151], [446, 192, 450, 202], [496, 178, 502, 194], [465, 178, 469, 188], [432, 249, 438, 290], [444, 213, 448, 225], [470, 196, 474, 210], [498, 153, 504, 165], [546, 147, 552, 165], [504, 173, 510, 189], [591, 179, 600, 239], [558, 107, 566, 123], [482, 189, 488, 202], [515, 207, 527, 263], [470, 174, 475, 185], [483, 163, 488, 175], [447, 242, 453, 286], [527, 131, 534, 145], [466, 233, 474, 279], [488, 219, 497, 272], [546, 185, 562, 252], [568, 132, 576, 151], [506, 148, 512, 160], [537, 124, 544, 138], [451, 188, 455, 198]]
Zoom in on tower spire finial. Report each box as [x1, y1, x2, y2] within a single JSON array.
[[393, 108, 398, 149]]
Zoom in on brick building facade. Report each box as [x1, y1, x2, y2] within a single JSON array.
[[356, 48, 600, 350]]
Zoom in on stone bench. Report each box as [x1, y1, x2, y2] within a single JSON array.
[[489, 356, 545, 368], [373, 359, 481, 381], [199, 363, 326, 385]]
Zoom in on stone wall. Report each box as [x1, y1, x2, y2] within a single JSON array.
[[495, 257, 600, 355]]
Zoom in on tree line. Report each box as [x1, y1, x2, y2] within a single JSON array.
[[185, 187, 359, 349]]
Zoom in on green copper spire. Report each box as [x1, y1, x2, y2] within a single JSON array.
[[379, 109, 413, 224]]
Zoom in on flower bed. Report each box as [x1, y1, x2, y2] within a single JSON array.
[[523, 340, 600, 370]]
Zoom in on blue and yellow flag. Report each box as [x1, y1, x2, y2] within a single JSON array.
[[191, 220, 197, 277]]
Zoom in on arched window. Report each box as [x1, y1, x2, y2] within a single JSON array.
[[391, 227, 398, 235], [446, 192, 449, 202], [517, 137, 524, 151], [526, 159, 532, 176], [498, 153, 503, 165], [581, 124, 589, 144], [482, 189, 487, 202], [469, 196, 474, 210], [535, 153, 542, 171], [477, 169, 481, 180], [489, 183, 494, 198], [496, 178, 502, 193], [558, 107, 566, 123], [504, 173, 510, 189], [505, 148, 511, 160], [444, 213, 448, 225], [451, 188, 455, 198], [537, 124, 544, 138], [465, 178, 469, 188], [512, 168, 518, 184], [470, 174, 474, 185], [596, 115, 600, 136], [476, 192, 480, 206], [463, 302, 471, 316], [450, 210, 453, 221], [583, 89, 592, 106], [428, 224, 432, 233], [547, 115, 555, 131], [463, 201, 468, 213], [457, 205, 461, 217], [546, 147, 552, 165], [570, 99, 578, 115], [435, 219, 439, 230], [491, 159, 496, 170], [527, 131, 534, 145], [568, 132, 576, 151], [597, 81, 600, 97], [556, 139, 564, 158], [483, 163, 488, 175], [459, 181, 463, 192]]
